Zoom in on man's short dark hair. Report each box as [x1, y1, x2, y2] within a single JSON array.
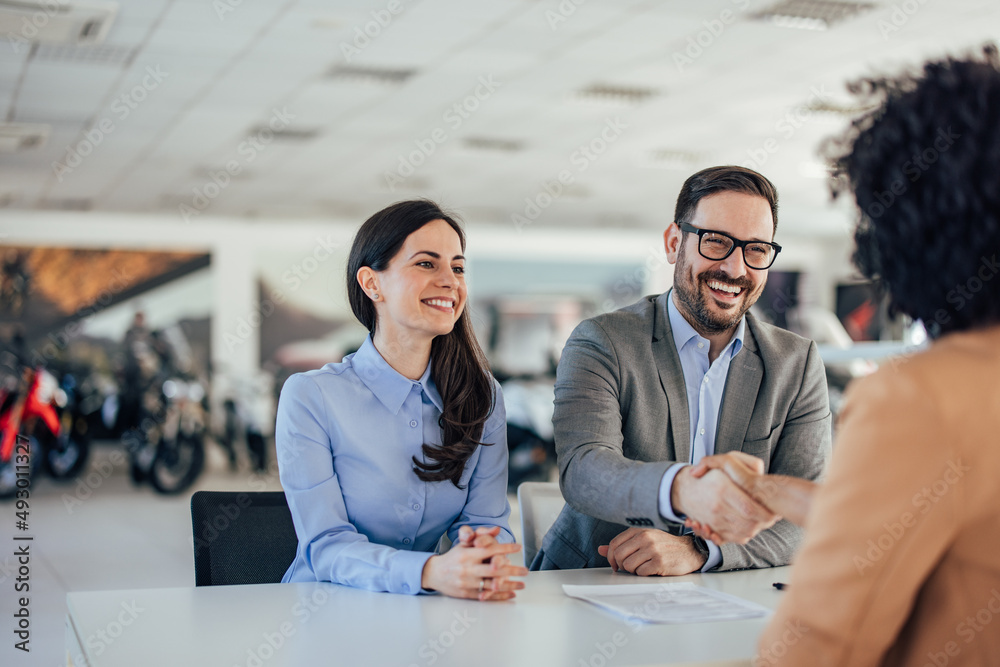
[[827, 44, 1000, 337], [674, 165, 779, 236]]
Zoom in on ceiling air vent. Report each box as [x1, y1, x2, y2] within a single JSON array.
[[0, 122, 50, 152], [34, 42, 134, 66], [243, 127, 320, 142], [0, 1, 118, 45], [575, 84, 657, 107], [750, 0, 875, 30], [462, 137, 524, 152], [326, 65, 416, 85]]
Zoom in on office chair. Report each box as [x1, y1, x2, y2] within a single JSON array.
[[190, 490, 298, 586], [516, 481, 565, 567]]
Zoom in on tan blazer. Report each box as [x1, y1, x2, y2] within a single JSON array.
[[759, 324, 1000, 666]]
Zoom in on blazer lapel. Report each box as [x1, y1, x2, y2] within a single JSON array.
[[652, 293, 691, 464], [715, 316, 763, 454]]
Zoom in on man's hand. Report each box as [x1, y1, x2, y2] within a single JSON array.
[[686, 453, 818, 532], [671, 461, 778, 545], [597, 528, 706, 576]]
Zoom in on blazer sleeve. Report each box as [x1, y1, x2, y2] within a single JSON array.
[[554, 318, 677, 530], [277, 374, 432, 595], [717, 340, 833, 570], [757, 366, 959, 666]]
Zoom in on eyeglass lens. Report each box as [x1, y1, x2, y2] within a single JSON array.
[[700, 232, 775, 269]]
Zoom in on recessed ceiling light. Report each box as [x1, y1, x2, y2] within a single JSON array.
[[0, 123, 50, 152], [243, 126, 320, 142], [462, 137, 524, 152], [799, 161, 834, 178], [574, 83, 658, 107], [642, 149, 702, 170], [326, 65, 417, 85], [751, 0, 876, 30]]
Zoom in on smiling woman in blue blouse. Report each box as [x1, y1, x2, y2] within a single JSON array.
[[276, 199, 527, 600]]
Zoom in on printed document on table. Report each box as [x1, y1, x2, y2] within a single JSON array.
[[562, 582, 771, 624]]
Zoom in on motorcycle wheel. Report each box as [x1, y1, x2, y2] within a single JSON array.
[[0, 433, 43, 500], [44, 433, 90, 480], [149, 433, 205, 495]]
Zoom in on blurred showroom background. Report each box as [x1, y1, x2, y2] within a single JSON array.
[[0, 1, 997, 664]]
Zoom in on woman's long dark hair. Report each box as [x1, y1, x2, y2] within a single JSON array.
[[346, 199, 495, 487]]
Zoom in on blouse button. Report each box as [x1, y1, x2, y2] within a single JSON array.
[[413, 503, 420, 510], [409, 420, 418, 428], [403, 538, 411, 545]]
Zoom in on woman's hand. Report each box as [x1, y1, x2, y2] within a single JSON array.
[[421, 526, 528, 600], [683, 452, 818, 540]]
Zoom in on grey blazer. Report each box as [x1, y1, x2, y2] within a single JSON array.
[[532, 292, 832, 571]]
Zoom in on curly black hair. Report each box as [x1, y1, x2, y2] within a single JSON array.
[[825, 44, 1000, 337]]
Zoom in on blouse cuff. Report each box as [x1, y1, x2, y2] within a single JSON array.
[[391, 550, 435, 595]]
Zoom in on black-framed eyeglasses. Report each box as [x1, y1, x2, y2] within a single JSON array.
[[678, 222, 781, 270]]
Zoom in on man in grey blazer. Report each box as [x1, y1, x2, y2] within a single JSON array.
[[532, 165, 831, 574]]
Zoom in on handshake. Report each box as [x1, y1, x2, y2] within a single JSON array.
[[674, 452, 817, 545]]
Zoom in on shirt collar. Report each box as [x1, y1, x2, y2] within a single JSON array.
[[667, 289, 746, 360], [351, 335, 443, 414]]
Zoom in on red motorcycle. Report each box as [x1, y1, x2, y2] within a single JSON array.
[[0, 367, 89, 499]]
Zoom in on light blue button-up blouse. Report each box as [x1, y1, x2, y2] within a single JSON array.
[[276, 335, 513, 594]]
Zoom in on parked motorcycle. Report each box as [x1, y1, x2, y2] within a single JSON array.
[[0, 367, 90, 499], [124, 374, 207, 495]]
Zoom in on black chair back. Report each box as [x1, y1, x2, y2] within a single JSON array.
[[190, 490, 298, 586]]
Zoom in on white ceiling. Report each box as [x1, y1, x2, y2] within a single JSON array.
[[1, 0, 998, 238]]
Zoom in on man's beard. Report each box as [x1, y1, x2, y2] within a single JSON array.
[[673, 249, 760, 335]]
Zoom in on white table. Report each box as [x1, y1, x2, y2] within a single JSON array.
[[66, 566, 790, 667]]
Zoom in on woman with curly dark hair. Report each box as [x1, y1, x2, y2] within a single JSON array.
[[276, 199, 527, 600], [750, 46, 1000, 665]]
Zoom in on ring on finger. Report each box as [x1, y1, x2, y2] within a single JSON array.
[[479, 578, 485, 593]]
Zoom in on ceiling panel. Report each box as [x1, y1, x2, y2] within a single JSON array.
[[2, 0, 999, 238]]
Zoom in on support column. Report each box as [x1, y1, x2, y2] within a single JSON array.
[[210, 238, 259, 427]]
